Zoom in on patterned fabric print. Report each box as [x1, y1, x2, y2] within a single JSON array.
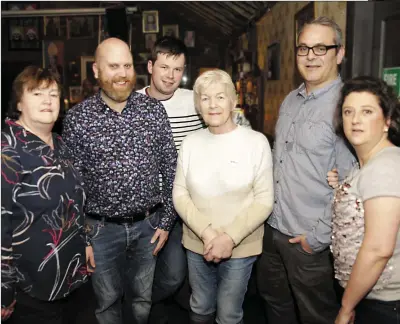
[[1, 120, 87, 306], [62, 91, 177, 231], [331, 178, 394, 291]]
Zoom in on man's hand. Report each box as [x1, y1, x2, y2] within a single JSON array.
[[289, 235, 313, 254], [86, 246, 95, 274], [151, 228, 169, 256], [1, 300, 16, 321], [204, 233, 235, 263], [327, 168, 339, 189], [335, 307, 355, 324]]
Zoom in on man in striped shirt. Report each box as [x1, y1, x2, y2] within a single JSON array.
[[136, 36, 204, 321]]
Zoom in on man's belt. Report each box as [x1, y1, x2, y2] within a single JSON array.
[[86, 203, 162, 224]]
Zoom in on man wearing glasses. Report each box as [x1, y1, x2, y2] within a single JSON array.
[[257, 17, 356, 323]]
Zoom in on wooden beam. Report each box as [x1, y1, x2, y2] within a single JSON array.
[[222, 2, 253, 19], [178, 3, 232, 35], [185, 1, 236, 29], [182, 2, 235, 31], [205, 2, 245, 24]]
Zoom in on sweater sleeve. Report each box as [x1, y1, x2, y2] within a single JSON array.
[[224, 136, 274, 245], [172, 141, 212, 238]]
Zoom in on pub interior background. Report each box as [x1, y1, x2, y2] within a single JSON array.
[[1, 1, 400, 323]]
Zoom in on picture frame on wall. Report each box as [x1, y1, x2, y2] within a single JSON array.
[[142, 10, 159, 33], [7, 2, 41, 50], [184, 31, 195, 48], [43, 16, 67, 38], [163, 25, 179, 38], [67, 17, 95, 39], [80, 56, 96, 85], [69, 86, 82, 104], [266, 42, 280, 80]]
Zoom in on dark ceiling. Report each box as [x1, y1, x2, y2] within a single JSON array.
[[123, 1, 275, 39]]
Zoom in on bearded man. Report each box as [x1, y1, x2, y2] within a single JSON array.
[[62, 38, 177, 324]]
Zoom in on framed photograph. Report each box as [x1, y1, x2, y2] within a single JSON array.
[[42, 40, 65, 82], [163, 25, 179, 38], [135, 75, 148, 91], [67, 17, 95, 39], [80, 56, 96, 85], [184, 31, 195, 47], [7, 2, 41, 50], [142, 10, 159, 33], [145, 34, 157, 50], [43, 16, 67, 38], [266, 42, 280, 80], [69, 86, 82, 104]]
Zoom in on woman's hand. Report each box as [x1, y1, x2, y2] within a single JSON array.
[[204, 234, 234, 263], [1, 300, 16, 321], [327, 168, 339, 189], [335, 307, 355, 324]]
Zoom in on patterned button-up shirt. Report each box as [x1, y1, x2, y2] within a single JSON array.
[[62, 91, 177, 231]]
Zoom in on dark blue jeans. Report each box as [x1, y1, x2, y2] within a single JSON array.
[[151, 219, 187, 303], [87, 211, 159, 324], [187, 250, 256, 324], [355, 298, 400, 324]]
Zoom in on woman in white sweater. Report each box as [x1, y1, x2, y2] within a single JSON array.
[[172, 69, 274, 324]]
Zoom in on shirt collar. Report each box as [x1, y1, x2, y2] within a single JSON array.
[[297, 76, 342, 99]]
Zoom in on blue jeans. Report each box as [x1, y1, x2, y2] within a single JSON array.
[[187, 250, 257, 324], [87, 211, 159, 324], [152, 220, 187, 303]]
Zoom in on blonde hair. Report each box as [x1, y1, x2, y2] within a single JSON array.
[[193, 69, 237, 111]]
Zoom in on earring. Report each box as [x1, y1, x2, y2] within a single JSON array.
[[384, 127, 389, 133]]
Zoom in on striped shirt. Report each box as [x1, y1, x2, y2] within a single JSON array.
[[137, 87, 205, 151]]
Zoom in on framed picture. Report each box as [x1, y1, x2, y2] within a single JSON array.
[[43, 16, 67, 38], [80, 56, 96, 85], [163, 25, 179, 38], [42, 40, 65, 83], [67, 17, 95, 39], [142, 10, 159, 33], [135, 75, 148, 91], [7, 2, 41, 50], [184, 31, 195, 47], [145, 34, 157, 50], [266, 42, 280, 80], [69, 86, 82, 104]]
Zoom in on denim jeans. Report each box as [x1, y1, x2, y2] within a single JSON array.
[[187, 250, 256, 324], [152, 219, 187, 303], [87, 211, 159, 324], [256, 224, 339, 324], [355, 298, 400, 323]]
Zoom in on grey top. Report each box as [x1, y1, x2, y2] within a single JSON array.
[[268, 77, 356, 252]]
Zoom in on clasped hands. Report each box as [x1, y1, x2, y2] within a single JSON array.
[[201, 226, 235, 263]]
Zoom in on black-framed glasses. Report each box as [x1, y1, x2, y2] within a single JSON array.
[[296, 45, 339, 56]]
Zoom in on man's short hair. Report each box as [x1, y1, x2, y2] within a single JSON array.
[[150, 36, 188, 65], [297, 16, 344, 48]]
